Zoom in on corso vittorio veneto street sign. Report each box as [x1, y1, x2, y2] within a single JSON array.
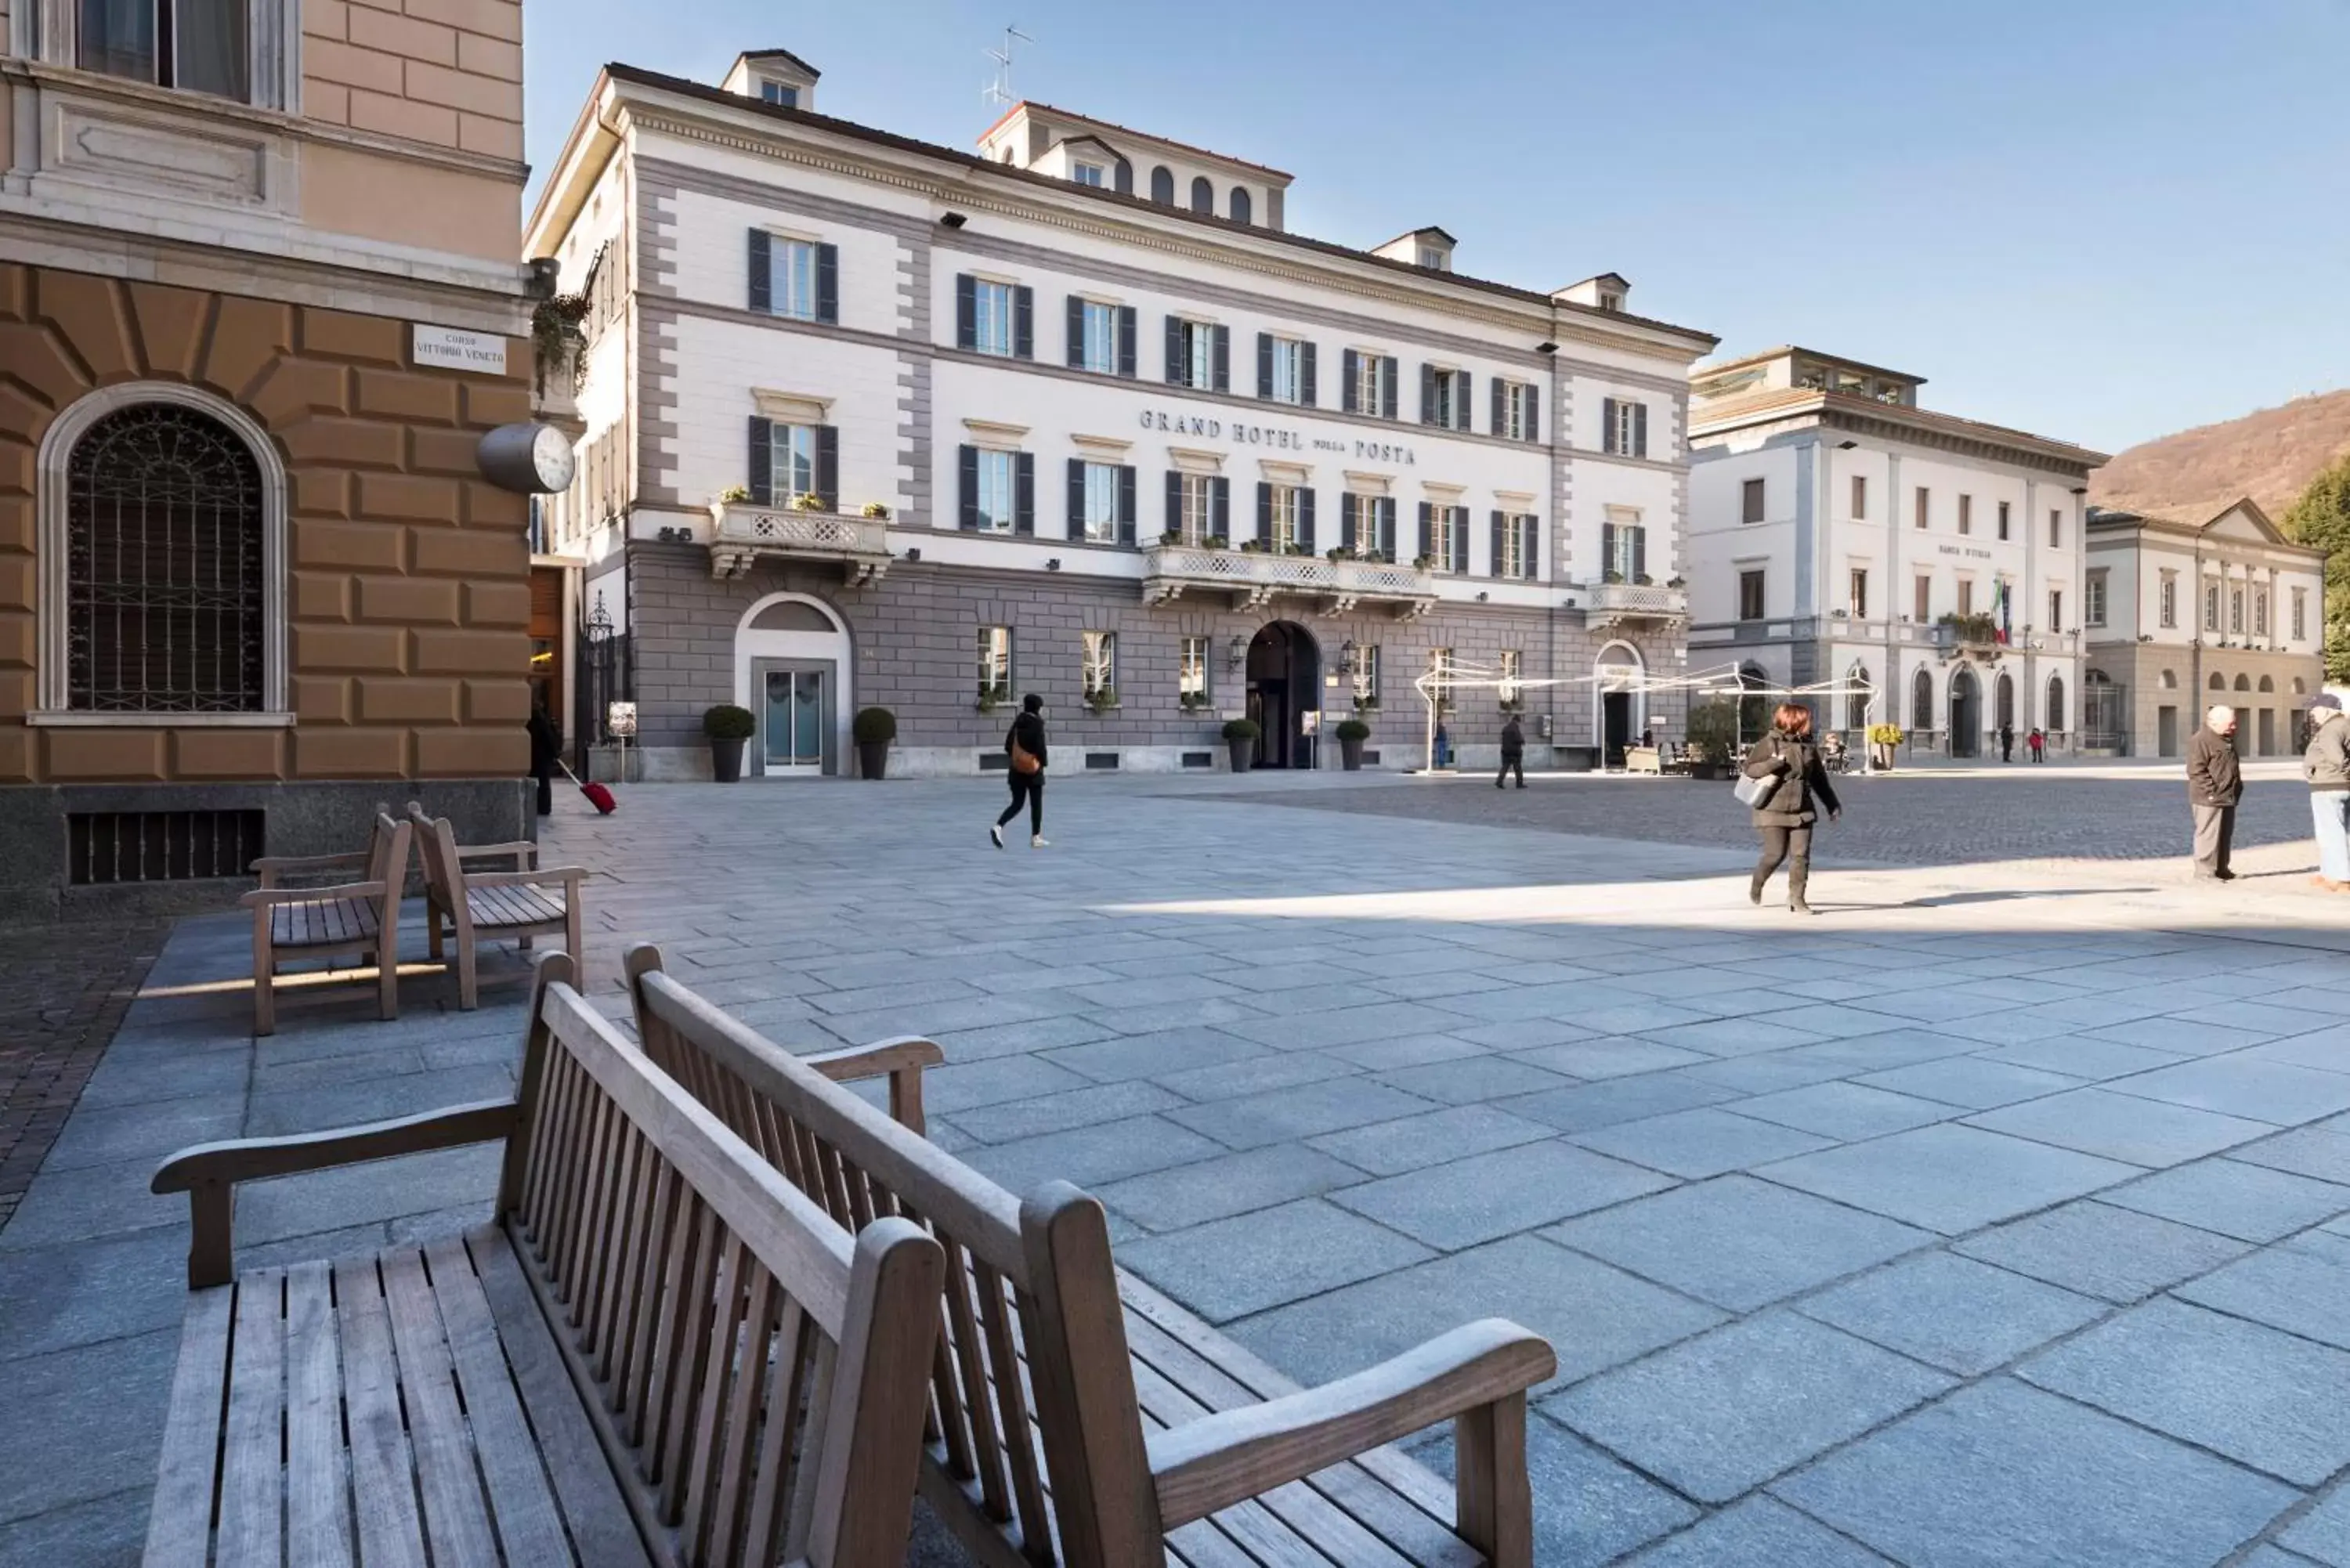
[[1138, 406, 1419, 466]]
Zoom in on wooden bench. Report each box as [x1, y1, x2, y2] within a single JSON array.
[[243, 811, 414, 1036], [407, 803, 588, 1010], [625, 944, 1559, 1568], [144, 953, 945, 1568]]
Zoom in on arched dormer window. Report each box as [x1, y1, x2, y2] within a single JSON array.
[[1189, 176, 1213, 215], [1228, 186, 1253, 225], [39, 387, 285, 717], [1150, 165, 1174, 204]]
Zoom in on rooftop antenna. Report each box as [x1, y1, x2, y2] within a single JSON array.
[[982, 24, 1034, 109]]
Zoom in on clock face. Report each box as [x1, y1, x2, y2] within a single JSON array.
[[533, 423, 577, 491]]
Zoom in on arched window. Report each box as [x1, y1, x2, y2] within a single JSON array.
[[2210, 673, 2226, 691], [51, 396, 279, 714], [1228, 186, 1253, 225], [2233, 674, 2251, 692], [1911, 668, 1933, 732], [1996, 671, 2015, 730], [2047, 675, 2066, 732], [2258, 674, 2276, 693], [1190, 176, 1214, 215], [1150, 165, 1175, 204], [2160, 669, 2178, 690], [2294, 677, 2308, 695], [1737, 663, 1770, 742], [1846, 664, 1871, 732]]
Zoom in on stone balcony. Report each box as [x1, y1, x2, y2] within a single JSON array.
[[1142, 543, 1437, 618], [707, 502, 891, 583], [1579, 580, 1688, 628]]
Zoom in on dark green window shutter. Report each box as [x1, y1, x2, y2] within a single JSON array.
[[815, 243, 838, 323], [1602, 521, 1617, 573], [1166, 316, 1184, 385], [1340, 493, 1358, 552], [1380, 357, 1398, 420], [1418, 502, 1433, 564], [1419, 363, 1436, 426], [1519, 515, 1539, 579], [1066, 295, 1086, 369], [1012, 286, 1034, 359], [1602, 396, 1619, 454], [1633, 402, 1649, 457], [1298, 488, 1316, 554], [815, 426, 838, 511], [1377, 498, 1397, 560], [1491, 378, 1505, 436], [958, 445, 979, 530], [747, 416, 772, 504], [1255, 482, 1272, 546], [1301, 341, 1318, 406], [1068, 457, 1087, 536], [1118, 465, 1137, 545], [747, 230, 771, 313], [1118, 306, 1137, 378], [1342, 349, 1359, 413], [1450, 508, 1469, 573], [1210, 476, 1230, 545], [1490, 510, 1504, 578], [1528, 384, 1540, 442], [1456, 374, 1473, 432], [1213, 326, 1231, 393], [1632, 526, 1647, 580], [1165, 470, 1182, 537], [955, 275, 976, 351], [1014, 452, 1035, 534], [1256, 332, 1273, 399]]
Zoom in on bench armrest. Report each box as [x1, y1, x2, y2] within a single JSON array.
[[239, 880, 389, 909], [1146, 1319, 1555, 1530], [461, 866, 587, 891], [802, 1036, 944, 1134], [153, 1100, 520, 1289]]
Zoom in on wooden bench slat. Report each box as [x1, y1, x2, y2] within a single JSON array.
[[143, 1288, 235, 1568], [424, 1235, 576, 1566], [219, 1270, 286, 1566], [271, 897, 381, 949], [379, 1247, 503, 1566], [284, 1262, 355, 1568], [334, 1258, 431, 1568]]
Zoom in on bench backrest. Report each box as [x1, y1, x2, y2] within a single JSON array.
[[408, 810, 474, 934], [510, 956, 945, 1568], [627, 947, 1166, 1568]]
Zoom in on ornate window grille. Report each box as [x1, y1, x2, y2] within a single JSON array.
[[66, 405, 266, 713]]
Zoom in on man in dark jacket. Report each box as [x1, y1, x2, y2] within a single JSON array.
[[2304, 692, 2350, 889], [2187, 704, 2243, 881], [526, 702, 561, 817], [992, 693, 1050, 849], [1496, 716, 1525, 789]]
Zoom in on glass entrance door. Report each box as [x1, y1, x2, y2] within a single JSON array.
[[762, 667, 829, 775]]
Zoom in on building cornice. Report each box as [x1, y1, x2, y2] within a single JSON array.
[[1693, 392, 2106, 480]]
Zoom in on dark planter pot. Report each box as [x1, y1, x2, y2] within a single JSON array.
[[1690, 761, 1725, 782], [857, 740, 890, 780], [710, 736, 747, 783], [1340, 736, 1365, 771], [1227, 738, 1255, 773]]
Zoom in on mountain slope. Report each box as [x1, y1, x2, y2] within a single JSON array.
[[2090, 389, 2350, 525]]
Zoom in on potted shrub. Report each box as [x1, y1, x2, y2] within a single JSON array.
[[703, 703, 754, 782], [860, 501, 891, 520], [715, 483, 752, 504], [1222, 716, 1260, 773], [1085, 685, 1118, 715], [1867, 722, 1905, 771], [1684, 699, 1740, 781], [853, 706, 896, 779], [1335, 716, 1371, 771]]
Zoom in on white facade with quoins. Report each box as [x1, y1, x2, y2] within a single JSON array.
[[1687, 348, 2109, 758], [524, 52, 1716, 779]]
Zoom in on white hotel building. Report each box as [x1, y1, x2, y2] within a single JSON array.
[[524, 49, 1717, 778], [1686, 348, 2109, 757]]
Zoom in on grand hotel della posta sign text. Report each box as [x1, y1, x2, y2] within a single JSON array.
[[1139, 406, 1417, 466]]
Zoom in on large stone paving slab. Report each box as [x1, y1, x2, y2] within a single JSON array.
[[1755, 1123, 2140, 1234], [1954, 1198, 2256, 1302], [1330, 1139, 1674, 1249], [1112, 1198, 1434, 1323]]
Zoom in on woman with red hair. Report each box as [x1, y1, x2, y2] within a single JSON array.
[[1741, 701, 1842, 914]]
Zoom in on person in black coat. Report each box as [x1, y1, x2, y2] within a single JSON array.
[[526, 701, 561, 817], [992, 693, 1050, 848], [1741, 701, 1842, 915], [1496, 715, 1526, 789]]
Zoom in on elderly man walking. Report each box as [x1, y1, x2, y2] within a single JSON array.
[[2305, 693, 2350, 890], [2187, 704, 2243, 882]]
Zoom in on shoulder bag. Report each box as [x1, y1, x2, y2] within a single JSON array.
[[1008, 724, 1042, 775], [1731, 739, 1781, 808]]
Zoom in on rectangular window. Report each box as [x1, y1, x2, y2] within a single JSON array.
[[1180, 635, 1210, 703], [1078, 301, 1118, 374], [1914, 575, 1932, 623], [1353, 644, 1382, 704], [1180, 321, 1217, 390], [1423, 367, 1470, 431], [1079, 461, 1120, 544], [81, 0, 249, 99], [1958, 580, 1975, 617], [1430, 506, 1466, 572], [770, 423, 818, 504], [1498, 649, 1522, 707], [1497, 513, 1537, 579], [2295, 588, 2308, 642], [1429, 649, 1457, 708], [2050, 589, 2064, 630], [974, 448, 1017, 533], [1179, 473, 1215, 545], [973, 280, 1016, 356], [2050, 508, 2063, 548], [1501, 381, 1538, 442], [1914, 487, 1929, 530], [1958, 495, 1972, 536], [1268, 486, 1302, 553], [1082, 630, 1116, 699], [976, 626, 1012, 703], [1605, 399, 1647, 457], [1998, 500, 2012, 541], [2206, 582, 2222, 634], [767, 238, 820, 321], [1072, 161, 1106, 187], [2230, 588, 2244, 635], [1741, 478, 1766, 525], [760, 81, 798, 107], [1609, 524, 1644, 581], [1850, 568, 1868, 620], [1268, 337, 1306, 404], [1738, 569, 1766, 620], [2086, 571, 2107, 628], [2255, 591, 2269, 638], [2160, 573, 2178, 629], [1851, 474, 1867, 519], [1355, 353, 1390, 417]]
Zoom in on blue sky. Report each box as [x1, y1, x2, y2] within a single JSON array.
[[523, 0, 2350, 456]]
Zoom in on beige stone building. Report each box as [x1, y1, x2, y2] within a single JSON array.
[[2082, 499, 2327, 759], [0, 0, 556, 913]]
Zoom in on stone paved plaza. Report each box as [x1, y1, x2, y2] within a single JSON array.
[[7, 764, 2350, 1565]]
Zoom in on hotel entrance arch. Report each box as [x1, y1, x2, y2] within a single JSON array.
[[1245, 620, 1321, 768], [1949, 667, 1981, 758]]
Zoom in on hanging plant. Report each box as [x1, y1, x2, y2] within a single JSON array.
[[530, 292, 591, 397]]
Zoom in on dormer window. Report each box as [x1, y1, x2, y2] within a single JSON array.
[[1598, 291, 1624, 312], [1419, 247, 1448, 271], [1072, 161, 1106, 187], [81, 0, 251, 100], [760, 80, 799, 107]]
